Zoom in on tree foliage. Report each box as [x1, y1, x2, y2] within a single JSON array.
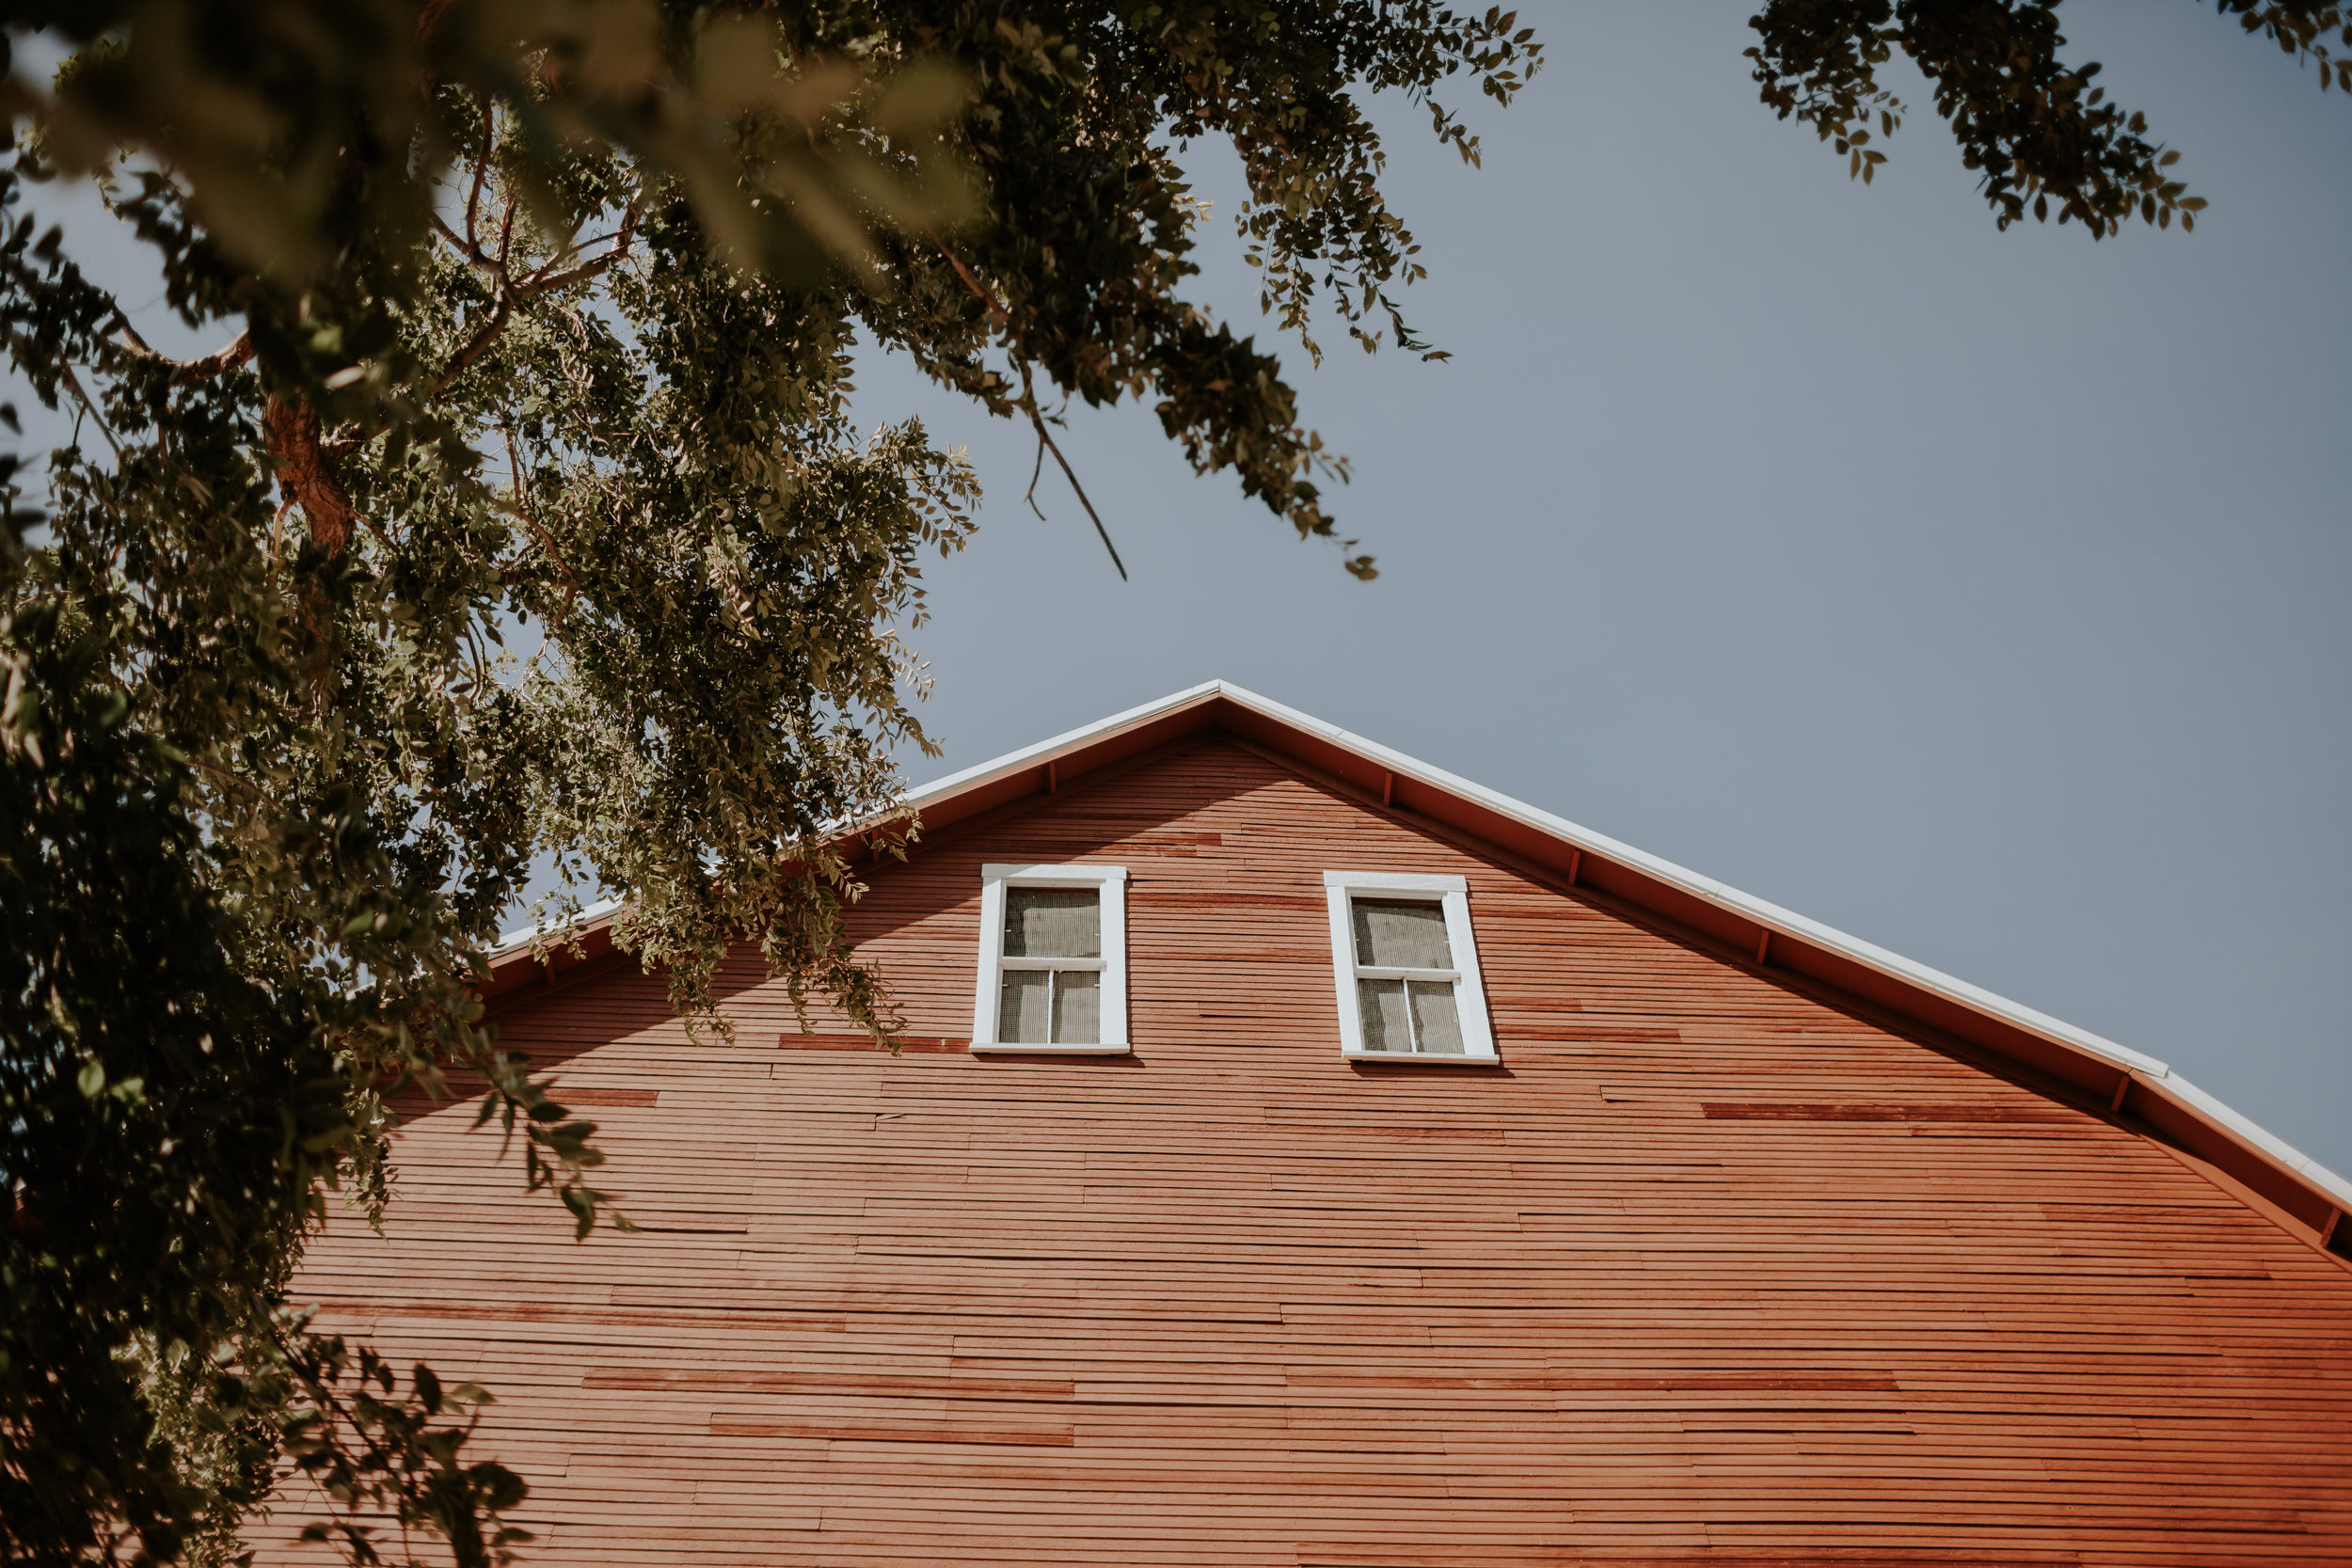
[[0, 2, 1540, 1561], [1, 1, 2340, 1563], [1748, 0, 2352, 231]]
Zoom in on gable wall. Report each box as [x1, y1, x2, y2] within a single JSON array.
[[266, 737, 2352, 1566]]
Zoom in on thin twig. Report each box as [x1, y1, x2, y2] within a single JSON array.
[[1024, 427, 1048, 515], [427, 194, 641, 399], [931, 235, 1126, 581], [186, 752, 262, 796], [502, 422, 580, 621], [1018, 361, 1124, 581], [465, 103, 492, 255], [495, 194, 515, 276], [426, 285, 510, 400], [52, 358, 120, 460], [5, 323, 121, 457], [934, 237, 1009, 325]]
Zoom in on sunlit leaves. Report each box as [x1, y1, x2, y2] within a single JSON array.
[[1, 5, 1546, 1562]]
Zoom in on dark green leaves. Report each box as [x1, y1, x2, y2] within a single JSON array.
[[282, 1338, 534, 1567], [1746, 0, 2346, 238], [0, 5, 1550, 1561]]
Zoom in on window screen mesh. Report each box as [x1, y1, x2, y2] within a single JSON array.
[[1352, 899, 1452, 969], [1358, 976, 1465, 1053], [1357, 977, 1409, 1052], [1408, 980, 1465, 1053], [997, 970, 1052, 1044], [1052, 971, 1100, 1044], [1003, 887, 1101, 958]]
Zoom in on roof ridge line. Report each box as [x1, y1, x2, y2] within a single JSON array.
[[896, 678, 2348, 1217], [478, 678, 2352, 1226]]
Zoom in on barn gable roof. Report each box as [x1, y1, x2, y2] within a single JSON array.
[[481, 679, 2352, 1259]]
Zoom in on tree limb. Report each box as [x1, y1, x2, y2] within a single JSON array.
[[1016, 361, 1125, 580], [426, 290, 512, 399], [934, 237, 1010, 325], [502, 421, 580, 616], [425, 192, 516, 397], [464, 103, 493, 257], [113, 324, 254, 383], [933, 236, 1125, 580], [52, 356, 120, 461], [432, 212, 493, 272], [426, 196, 640, 399], [263, 398, 358, 555], [514, 202, 641, 300]]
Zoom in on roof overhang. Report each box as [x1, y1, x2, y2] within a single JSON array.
[[478, 679, 2352, 1257]]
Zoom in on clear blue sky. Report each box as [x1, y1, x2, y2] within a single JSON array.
[[849, 5, 2352, 1172]]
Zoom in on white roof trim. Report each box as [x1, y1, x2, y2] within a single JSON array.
[[902, 680, 2352, 1215], [899, 679, 1230, 812], [2164, 1072, 2352, 1200], [492, 895, 627, 959], [1200, 682, 2169, 1077]]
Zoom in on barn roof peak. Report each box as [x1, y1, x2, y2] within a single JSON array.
[[491, 678, 2352, 1258]]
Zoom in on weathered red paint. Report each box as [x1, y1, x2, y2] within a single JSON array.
[[262, 732, 2352, 1565]]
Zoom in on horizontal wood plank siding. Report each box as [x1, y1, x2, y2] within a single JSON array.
[[262, 739, 2352, 1566]]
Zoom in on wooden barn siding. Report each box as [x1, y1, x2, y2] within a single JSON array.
[[262, 738, 2352, 1566]]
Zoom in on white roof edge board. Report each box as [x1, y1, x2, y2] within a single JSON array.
[[898, 679, 1229, 813], [1200, 681, 2174, 1081], [2162, 1072, 2352, 1198], [479, 687, 1227, 965], [898, 679, 2352, 1217], [491, 895, 627, 959]]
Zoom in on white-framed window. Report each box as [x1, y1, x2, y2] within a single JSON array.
[[970, 863, 1130, 1054], [1323, 871, 1498, 1064]]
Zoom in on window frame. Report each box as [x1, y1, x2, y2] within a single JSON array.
[[1322, 870, 1500, 1065], [971, 863, 1131, 1054]]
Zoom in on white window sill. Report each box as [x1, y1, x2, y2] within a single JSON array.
[[970, 1041, 1133, 1055], [1342, 1049, 1503, 1068]]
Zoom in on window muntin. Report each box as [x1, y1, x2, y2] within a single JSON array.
[[1323, 871, 1498, 1063], [972, 864, 1128, 1053], [1352, 899, 1464, 1054], [997, 887, 1102, 1044]]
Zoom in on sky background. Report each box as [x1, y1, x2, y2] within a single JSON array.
[[843, 4, 2352, 1173], [10, 7, 2347, 1173]]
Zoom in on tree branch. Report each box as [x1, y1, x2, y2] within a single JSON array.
[[514, 200, 641, 300], [50, 356, 120, 461], [262, 398, 358, 555], [935, 237, 1009, 326], [431, 212, 494, 272], [464, 103, 493, 256], [1016, 361, 1125, 580], [426, 196, 641, 400], [113, 324, 254, 383], [501, 422, 580, 620], [426, 291, 512, 400], [932, 237, 1126, 581]]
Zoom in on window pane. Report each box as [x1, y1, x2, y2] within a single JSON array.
[[997, 969, 1052, 1043], [1352, 898, 1452, 970], [1408, 979, 1465, 1054], [1052, 970, 1100, 1044], [1356, 977, 1410, 1052], [1004, 887, 1101, 958]]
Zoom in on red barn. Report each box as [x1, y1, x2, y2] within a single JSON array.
[[270, 682, 2352, 1565]]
